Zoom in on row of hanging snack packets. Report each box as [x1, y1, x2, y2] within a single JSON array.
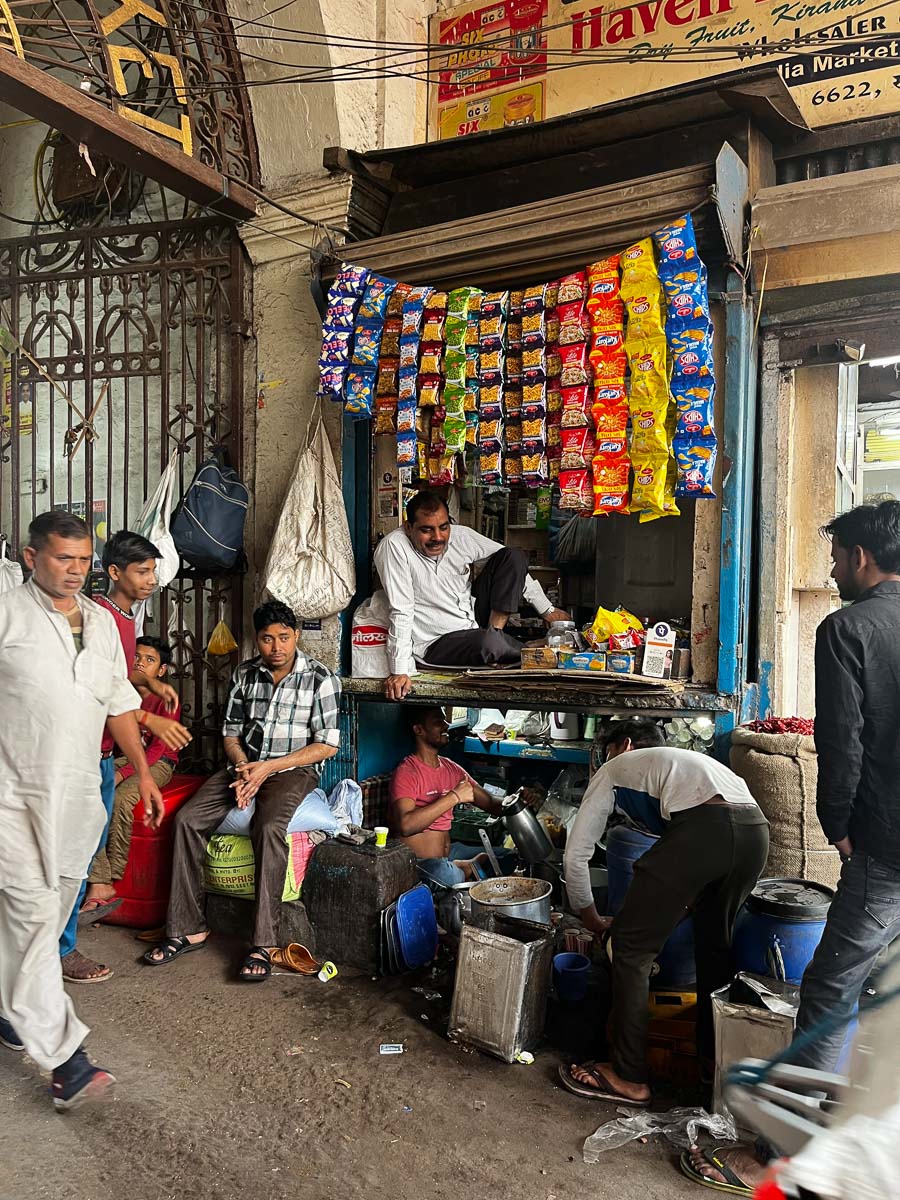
[[586, 257, 630, 517], [396, 286, 433, 468], [464, 299, 481, 449], [620, 238, 677, 522], [520, 280, 560, 486], [477, 290, 509, 485], [374, 284, 411, 435], [318, 263, 369, 402], [653, 214, 717, 500], [345, 272, 399, 419], [442, 288, 481, 465]]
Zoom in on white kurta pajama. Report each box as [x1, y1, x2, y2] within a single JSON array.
[[0, 580, 139, 1070]]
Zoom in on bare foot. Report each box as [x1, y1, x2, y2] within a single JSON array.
[[686, 1144, 768, 1190], [570, 1061, 651, 1103]]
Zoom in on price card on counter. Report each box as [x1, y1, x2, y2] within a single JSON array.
[[642, 622, 677, 679]]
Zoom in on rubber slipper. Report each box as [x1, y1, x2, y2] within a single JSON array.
[[142, 936, 207, 967], [557, 1063, 651, 1106], [269, 943, 320, 975], [678, 1147, 753, 1196], [77, 898, 123, 928]]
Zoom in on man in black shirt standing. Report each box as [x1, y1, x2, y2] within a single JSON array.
[[791, 500, 900, 1070]]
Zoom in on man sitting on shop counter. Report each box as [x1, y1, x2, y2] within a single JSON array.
[[559, 718, 769, 1107], [390, 706, 520, 888], [374, 491, 569, 701]]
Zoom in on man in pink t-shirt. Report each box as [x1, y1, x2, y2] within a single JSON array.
[[389, 706, 504, 888]]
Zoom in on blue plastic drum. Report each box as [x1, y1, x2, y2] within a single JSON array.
[[732, 878, 834, 985]]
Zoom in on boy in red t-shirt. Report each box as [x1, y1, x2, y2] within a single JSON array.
[[87, 636, 181, 899]]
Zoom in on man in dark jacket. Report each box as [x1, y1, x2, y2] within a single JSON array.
[[791, 500, 900, 1071]]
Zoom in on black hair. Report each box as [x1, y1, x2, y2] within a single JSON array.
[[404, 704, 443, 734], [406, 490, 449, 526], [136, 635, 172, 667], [602, 718, 665, 754], [822, 501, 900, 575], [102, 529, 161, 573], [253, 599, 297, 633], [27, 510, 91, 550]]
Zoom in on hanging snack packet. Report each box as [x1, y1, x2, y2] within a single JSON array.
[[506, 456, 522, 484], [561, 426, 596, 471], [675, 437, 717, 498], [630, 452, 668, 518], [624, 288, 666, 344], [522, 414, 547, 442], [506, 421, 522, 452], [559, 469, 593, 511], [320, 328, 353, 367], [629, 340, 669, 398], [324, 295, 358, 329], [593, 399, 629, 438], [620, 239, 659, 293], [522, 283, 551, 314], [480, 451, 503, 484], [443, 384, 466, 417], [522, 448, 548, 484], [352, 320, 384, 368], [653, 214, 699, 270], [561, 385, 592, 428], [422, 313, 445, 344], [386, 282, 411, 318], [522, 310, 547, 348], [374, 396, 397, 436], [505, 388, 522, 417], [344, 368, 376, 418], [630, 400, 669, 457], [547, 422, 562, 449], [481, 291, 510, 321], [445, 316, 468, 354], [671, 337, 714, 380], [547, 384, 562, 414], [397, 402, 416, 434], [665, 283, 710, 330], [672, 380, 715, 439], [419, 378, 442, 408], [397, 431, 417, 466], [558, 271, 587, 304], [401, 300, 427, 337], [592, 446, 630, 516], [380, 319, 401, 359], [358, 274, 397, 321], [328, 262, 369, 299], [465, 410, 479, 445], [444, 356, 466, 389], [377, 359, 399, 397], [445, 414, 467, 455], [559, 342, 590, 388], [448, 287, 479, 319]]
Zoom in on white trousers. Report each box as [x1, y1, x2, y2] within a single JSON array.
[[0, 809, 89, 1072]]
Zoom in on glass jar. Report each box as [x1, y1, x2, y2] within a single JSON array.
[[546, 619, 578, 651]]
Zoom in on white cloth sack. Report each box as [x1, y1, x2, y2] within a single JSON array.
[[263, 417, 355, 619], [0, 540, 23, 594], [351, 590, 391, 678], [135, 449, 181, 589]]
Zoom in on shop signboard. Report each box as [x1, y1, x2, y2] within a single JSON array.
[[428, 0, 900, 139]]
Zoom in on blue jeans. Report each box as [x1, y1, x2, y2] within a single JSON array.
[[58, 757, 117, 958], [792, 853, 900, 1072], [416, 843, 517, 891]]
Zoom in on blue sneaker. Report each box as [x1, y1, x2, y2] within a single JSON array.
[[50, 1047, 116, 1111], [0, 1014, 24, 1051]]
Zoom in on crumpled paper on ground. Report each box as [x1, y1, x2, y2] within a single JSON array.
[[583, 1106, 737, 1163]]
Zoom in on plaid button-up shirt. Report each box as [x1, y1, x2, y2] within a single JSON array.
[[222, 652, 342, 767]]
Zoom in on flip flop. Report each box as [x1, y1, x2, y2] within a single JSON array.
[[269, 943, 320, 975], [77, 898, 123, 928], [678, 1147, 753, 1196], [557, 1062, 651, 1106]]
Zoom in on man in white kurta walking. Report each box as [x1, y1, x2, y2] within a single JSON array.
[[0, 510, 163, 1109]]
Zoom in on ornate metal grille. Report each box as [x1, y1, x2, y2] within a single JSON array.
[[0, 218, 248, 770]]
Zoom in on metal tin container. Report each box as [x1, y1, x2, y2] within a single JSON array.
[[469, 876, 552, 926]]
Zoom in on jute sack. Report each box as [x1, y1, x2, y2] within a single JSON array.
[[730, 729, 841, 889]]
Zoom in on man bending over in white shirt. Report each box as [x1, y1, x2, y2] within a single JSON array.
[[559, 718, 768, 1108], [374, 491, 569, 700]]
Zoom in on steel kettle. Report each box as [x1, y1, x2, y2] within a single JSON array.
[[501, 791, 553, 864]]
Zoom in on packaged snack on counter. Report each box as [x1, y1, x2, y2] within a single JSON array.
[[358, 274, 397, 321], [559, 342, 591, 388], [561, 425, 596, 470], [397, 431, 417, 466], [561, 386, 592, 428], [559, 469, 593, 511], [630, 452, 668, 518], [558, 271, 587, 304], [675, 437, 717, 498], [672, 380, 715, 439], [377, 358, 399, 396], [653, 214, 699, 270], [505, 388, 522, 417], [344, 367, 376, 418], [609, 626, 643, 651]]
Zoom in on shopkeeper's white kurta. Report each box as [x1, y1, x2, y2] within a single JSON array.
[[0, 579, 140, 1069]]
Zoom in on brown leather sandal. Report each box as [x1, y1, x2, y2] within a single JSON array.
[[269, 943, 320, 975]]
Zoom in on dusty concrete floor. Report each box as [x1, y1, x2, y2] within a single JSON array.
[[0, 925, 705, 1200]]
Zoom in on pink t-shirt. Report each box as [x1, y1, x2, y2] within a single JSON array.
[[390, 754, 470, 833], [94, 595, 136, 755]]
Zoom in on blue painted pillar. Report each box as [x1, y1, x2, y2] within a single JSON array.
[[340, 413, 372, 673]]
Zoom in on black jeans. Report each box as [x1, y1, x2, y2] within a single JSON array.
[[610, 804, 769, 1083], [421, 547, 529, 668], [791, 852, 900, 1072]]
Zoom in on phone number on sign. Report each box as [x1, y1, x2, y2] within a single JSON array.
[[811, 79, 884, 104]]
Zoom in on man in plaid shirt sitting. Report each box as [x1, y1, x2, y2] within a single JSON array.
[[143, 600, 341, 982]]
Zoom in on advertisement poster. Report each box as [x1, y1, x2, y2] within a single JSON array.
[[429, 0, 900, 139]]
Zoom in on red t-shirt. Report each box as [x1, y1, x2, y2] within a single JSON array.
[[94, 595, 136, 755], [390, 754, 470, 833], [117, 692, 181, 782]]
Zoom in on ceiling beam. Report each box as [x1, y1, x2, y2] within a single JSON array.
[[0, 50, 257, 220]]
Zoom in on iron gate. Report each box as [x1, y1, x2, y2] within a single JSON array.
[[0, 217, 248, 770]]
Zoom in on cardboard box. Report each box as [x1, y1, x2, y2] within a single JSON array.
[[606, 651, 638, 674], [558, 650, 607, 671], [521, 645, 558, 670]]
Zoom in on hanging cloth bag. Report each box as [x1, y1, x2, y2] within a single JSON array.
[[0, 537, 23, 594], [135, 448, 182, 590], [263, 414, 355, 619], [171, 448, 249, 575]]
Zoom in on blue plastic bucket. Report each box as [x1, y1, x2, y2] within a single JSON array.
[[553, 952, 591, 1004], [605, 824, 696, 988], [733, 879, 834, 985]]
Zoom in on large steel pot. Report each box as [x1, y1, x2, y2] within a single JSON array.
[[469, 876, 552, 926], [436, 881, 474, 937]]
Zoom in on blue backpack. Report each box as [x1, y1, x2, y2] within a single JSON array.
[[171, 451, 249, 574]]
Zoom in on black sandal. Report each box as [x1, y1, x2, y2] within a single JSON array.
[[142, 935, 207, 967], [239, 947, 272, 982]]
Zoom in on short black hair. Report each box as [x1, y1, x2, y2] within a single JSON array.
[[602, 718, 665, 754], [253, 599, 297, 633], [822, 501, 900, 574], [102, 529, 161, 573], [136, 635, 172, 667], [28, 510, 92, 550], [404, 704, 443, 734], [406, 491, 449, 526]]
